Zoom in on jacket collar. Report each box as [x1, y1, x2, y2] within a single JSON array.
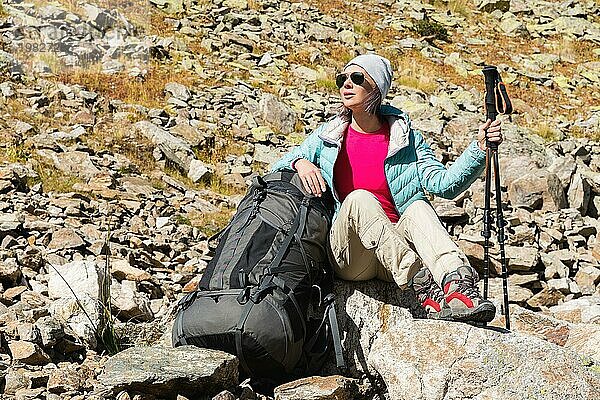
[[317, 104, 411, 159]]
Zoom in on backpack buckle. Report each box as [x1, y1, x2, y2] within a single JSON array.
[[236, 287, 251, 305]]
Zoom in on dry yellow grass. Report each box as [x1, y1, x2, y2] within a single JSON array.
[[0, 144, 29, 164], [529, 122, 561, 142], [194, 133, 247, 166], [34, 163, 86, 193], [433, 0, 473, 17], [186, 208, 236, 237], [55, 62, 198, 109], [85, 117, 156, 174]]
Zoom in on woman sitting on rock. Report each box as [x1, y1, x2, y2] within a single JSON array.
[[271, 54, 502, 322]]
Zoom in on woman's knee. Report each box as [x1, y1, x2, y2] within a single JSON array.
[[401, 199, 439, 223], [344, 189, 378, 205]]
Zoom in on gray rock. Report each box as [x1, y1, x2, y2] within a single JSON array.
[[259, 93, 298, 135], [253, 143, 283, 167], [212, 390, 236, 400], [133, 121, 195, 172], [110, 258, 152, 282], [549, 297, 600, 325], [306, 23, 337, 41], [110, 279, 154, 322], [274, 375, 360, 400], [82, 3, 117, 32], [568, 173, 591, 215], [34, 316, 65, 348], [187, 159, 211, 183], [508, 170, 567, 211], [508, 305, 600, 363], [8, 341, 51, 365], [36, 150, 101, 180], [3, 368, 32, 396], [258, 52, 273, 67], [527, 286, 565, 308], [548, 156, 576, 188], [0, 213, 23, 231], [481, 277, 534, 303], [345, 291, 600, 399], [47, 362, 94, 394], [48, 227, 85, 250], [575, 266, 600, 295], [0, 49, 23, 77], [0, 257, 22, 285], [14, 387, 46, 400], [542, 252, 571, 280], [548, 278, 572, 294], [96, 345, 238, 398], [47, 260, 105, 347], [165, 82, 191, 102], [505, 245, 539, 271]]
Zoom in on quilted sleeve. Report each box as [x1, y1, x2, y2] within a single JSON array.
[[414, 129, 486, 199]]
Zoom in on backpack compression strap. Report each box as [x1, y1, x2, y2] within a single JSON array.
[[324, 294, 345, 369]]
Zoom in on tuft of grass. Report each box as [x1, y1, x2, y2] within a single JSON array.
[[389, 54, 440, 94], [35, 167, 85, 193], [0, 1, 7, 17], [397, 75, 438, 94], [315, 78, 338, 92], [164, 163, 245, 197], [186, 208, 236, 237], [248, 0, 262, 10], [0, 144, 29, 164], [411, 18, 451, 43], [530, 122, 561, 142], [174, 214, 191, 225], [569, 125, 600, 142], [99, 224, 122, 355], [194, 132, 247, 166]]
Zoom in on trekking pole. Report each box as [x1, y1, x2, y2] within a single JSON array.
[[481, 65, 512, 330]]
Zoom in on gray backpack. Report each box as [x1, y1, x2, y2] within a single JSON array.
[[172, 171, 344, 383]]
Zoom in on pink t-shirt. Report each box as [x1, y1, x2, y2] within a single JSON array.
[[333, 122, 399, 223]]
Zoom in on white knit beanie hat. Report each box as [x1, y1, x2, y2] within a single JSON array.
[[345, 54, 393, 98]]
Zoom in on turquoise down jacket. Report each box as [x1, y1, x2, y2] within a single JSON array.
[[271, 105, 486, 219]]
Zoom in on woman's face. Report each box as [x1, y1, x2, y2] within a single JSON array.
[[338, 65, 375, 112]]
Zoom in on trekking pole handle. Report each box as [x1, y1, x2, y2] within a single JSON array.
[[483, 65, 500, 123]]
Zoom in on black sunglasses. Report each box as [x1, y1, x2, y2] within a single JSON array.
[[335, 72, 365, 88]]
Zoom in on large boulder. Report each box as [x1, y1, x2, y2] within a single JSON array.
[[330, 281, 600, 399], [508, 170, 567, 211], [96, 345, 238, 398]]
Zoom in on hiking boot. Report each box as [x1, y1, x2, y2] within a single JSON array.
[[442, 265, 496, 323], [412, 268, 451, 319]]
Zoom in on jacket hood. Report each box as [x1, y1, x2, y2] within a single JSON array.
[[317, 104, 411, 159]]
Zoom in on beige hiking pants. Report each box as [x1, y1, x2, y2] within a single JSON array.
[[329, 190, 469, 288]]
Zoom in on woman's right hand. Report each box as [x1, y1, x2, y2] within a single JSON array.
[[294, 158, 327, 197]]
